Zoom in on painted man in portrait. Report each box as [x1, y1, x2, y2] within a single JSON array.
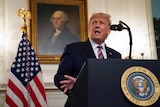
[[42, 10, 80, 55]]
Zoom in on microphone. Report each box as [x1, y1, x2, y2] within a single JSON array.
[[110, 21, 133, 59], [110, 21, 127, 31]]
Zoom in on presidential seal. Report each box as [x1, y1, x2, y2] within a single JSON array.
[[121, 66, 160, 106]]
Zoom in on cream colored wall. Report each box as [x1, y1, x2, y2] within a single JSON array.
[[107, 0, 157, 59], [0, 0, 29, 84], [0, 0, 5, 82], [0, 0, 157, 85], [88, 0, 157, 59]]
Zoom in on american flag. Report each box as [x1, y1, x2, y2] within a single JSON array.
[[5, 33, 47, 107]]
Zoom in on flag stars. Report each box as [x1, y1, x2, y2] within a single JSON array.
[[31, 62, 34, 66], [25, 78, 28, 82], [31, 57, 35, 61], [23, 41, 26, 46], [22, 63, 25, 67], [16, 69, 20, 73], [31, 67, 34, 71], [36, 62, 38, 66], [18, 53, 22, 57], [35, 67, 39, 71], [31, 51, 34, 55], [23, 52, 26, 56], [19, 47, 22, 51], [25, 73, 29, 77], [17, 58, 21, 62], [23, 47, 26, 51], [28, 51, 31, 56], [21, 73, 24, 77], [23, 36, 26, 40], [21, 68, 25, 72], [17, 63, 21, 68], [22, 57, 25, 61], [30, 73, 33, 77]]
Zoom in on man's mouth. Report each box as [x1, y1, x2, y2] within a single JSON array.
[[94, 31, 100, 34]]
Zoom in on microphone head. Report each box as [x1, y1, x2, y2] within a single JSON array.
[[110, 23, 124, 31]]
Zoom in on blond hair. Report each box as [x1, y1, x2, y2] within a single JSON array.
[[89, 12, 111, 26]]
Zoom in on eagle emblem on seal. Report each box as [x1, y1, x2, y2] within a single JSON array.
[[132, 76, 150, 96]]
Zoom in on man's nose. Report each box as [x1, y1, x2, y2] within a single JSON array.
[[95, 23, 100, 28], [95, 22, 100, 27]]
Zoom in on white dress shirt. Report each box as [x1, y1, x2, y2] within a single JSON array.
[[89, 38, 107, 59]]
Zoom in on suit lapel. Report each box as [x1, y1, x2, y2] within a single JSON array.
[[105, 46, 113, 58], [83, 39, 96, 58]]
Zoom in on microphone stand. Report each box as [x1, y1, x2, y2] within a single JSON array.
[[111, 21, 133, 59]]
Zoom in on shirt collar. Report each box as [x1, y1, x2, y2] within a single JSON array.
[[89, 38, 105, 49]]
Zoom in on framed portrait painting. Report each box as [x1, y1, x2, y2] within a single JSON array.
[[29, 0, 88, 64]]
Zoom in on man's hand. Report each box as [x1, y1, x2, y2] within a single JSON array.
[[60, 75, 77, 94]]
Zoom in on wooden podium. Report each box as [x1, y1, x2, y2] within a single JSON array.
[[70, 59, 160, 107]]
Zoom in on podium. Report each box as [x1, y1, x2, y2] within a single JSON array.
[[70, 59, 160, 107]]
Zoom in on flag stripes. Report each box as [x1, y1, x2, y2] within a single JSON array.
[[5, 73, 28, 107]]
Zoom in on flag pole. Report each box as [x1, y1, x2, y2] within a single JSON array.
[[18, 8, 32, 107]]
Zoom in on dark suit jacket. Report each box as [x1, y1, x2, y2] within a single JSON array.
[[54, 39, 121, 107]]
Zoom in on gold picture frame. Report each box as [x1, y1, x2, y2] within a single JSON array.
[[29, 0, 88, 64]]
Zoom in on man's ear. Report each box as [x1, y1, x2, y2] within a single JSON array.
[[107, 29, 111, 35]]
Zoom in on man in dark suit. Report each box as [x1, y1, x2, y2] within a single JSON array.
[[54, 12, 121, 107]]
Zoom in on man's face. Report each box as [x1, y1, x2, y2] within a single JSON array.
[[89, 16, 110, 44], [51, 13, 64, 29]]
